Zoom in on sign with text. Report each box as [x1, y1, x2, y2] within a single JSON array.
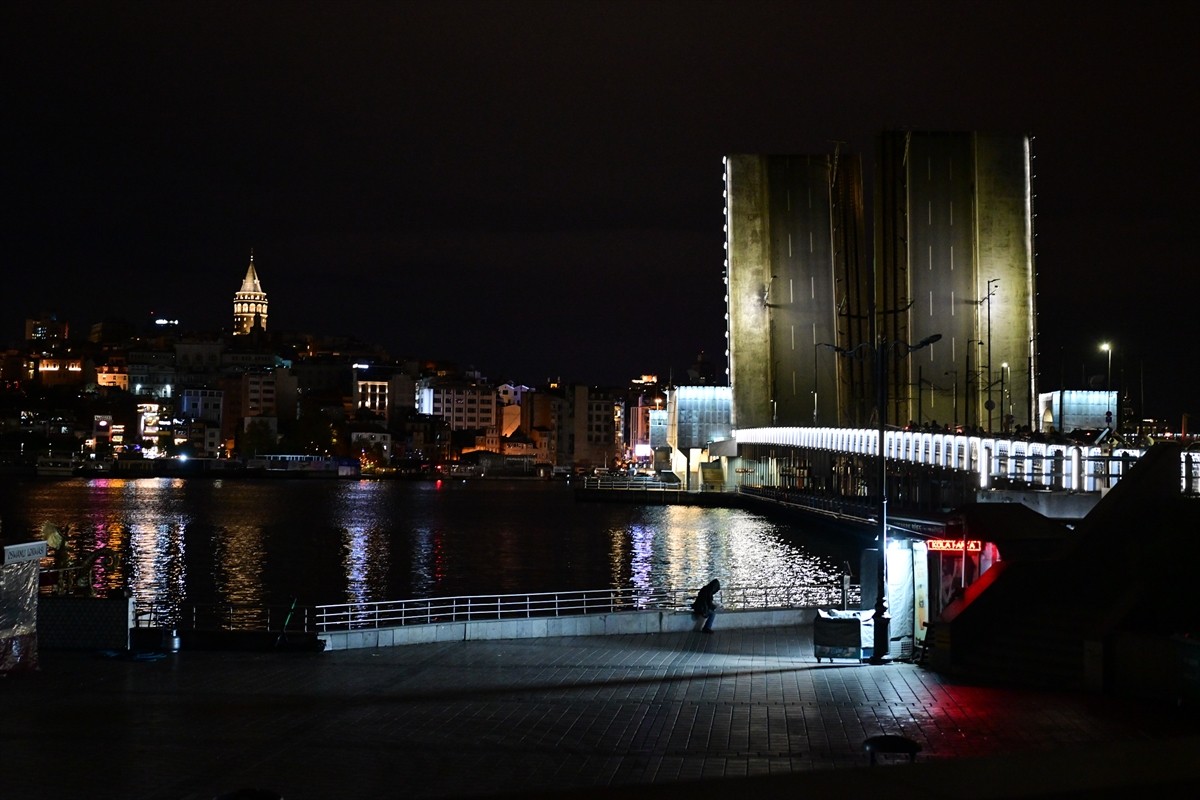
[[3, 541, 48, 565], [927, 539, 982, 553]]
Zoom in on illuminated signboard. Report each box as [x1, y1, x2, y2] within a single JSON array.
[[928, 539, 983, 553]]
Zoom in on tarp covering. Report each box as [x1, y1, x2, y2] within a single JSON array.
[[1, 560, 40, 673]]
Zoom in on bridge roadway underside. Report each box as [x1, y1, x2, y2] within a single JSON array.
[[736, 442, 1110, 523], [735, 443, 979, 521]]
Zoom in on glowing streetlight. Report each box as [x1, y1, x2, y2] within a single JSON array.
[[1100, 342, 1112, 392]]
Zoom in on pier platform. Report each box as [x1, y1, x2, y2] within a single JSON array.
[[3, 625, 1197, 799]]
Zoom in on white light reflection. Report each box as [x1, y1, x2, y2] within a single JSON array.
[[124, 479, 189, 625], [332, 482, 392, 605], [212, 522, 266, 617], [617, 506, 856, 608]]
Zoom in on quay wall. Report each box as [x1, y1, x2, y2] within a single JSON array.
[[320, 607, 820, 651]]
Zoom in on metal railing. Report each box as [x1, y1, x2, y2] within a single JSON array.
[[134, 601, 311, 633], [312, 583, 858, 633], [577, 476, 685, 491], [131, 583, 861, 636]]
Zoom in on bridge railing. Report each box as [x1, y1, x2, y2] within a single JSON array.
[[734, 427, 1200, 495]]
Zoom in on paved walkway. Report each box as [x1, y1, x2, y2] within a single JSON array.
[[3, 625, 1197, 799]]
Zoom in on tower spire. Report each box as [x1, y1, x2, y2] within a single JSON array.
[[233, 250, 268, 334]]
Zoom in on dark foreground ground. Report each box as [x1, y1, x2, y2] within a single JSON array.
[[3, 625, 1197, 799]]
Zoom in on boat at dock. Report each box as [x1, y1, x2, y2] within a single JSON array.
[[35, 455, 78, 477]]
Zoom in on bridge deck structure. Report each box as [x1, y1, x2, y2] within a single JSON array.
[[731, 426, 1199, 497]]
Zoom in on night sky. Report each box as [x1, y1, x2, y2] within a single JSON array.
[[4, 2, 1197, 423]]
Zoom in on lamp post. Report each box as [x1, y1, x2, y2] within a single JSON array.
[[966, 339, 981, 430], [1100, 342, 1112, 392], [1000, 362, 1009, 434], [945, 369, 958, 428], [813, 342, 833, 426], [829, 332, 942, 664], [983, 279, 999, 433]]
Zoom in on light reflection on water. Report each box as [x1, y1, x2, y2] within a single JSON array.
[[0, 477, 864, 615]]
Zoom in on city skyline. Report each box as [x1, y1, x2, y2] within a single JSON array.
[[5, 2, 1196, 422]]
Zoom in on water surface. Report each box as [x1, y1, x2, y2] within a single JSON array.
[[0, 476, 864, 612]]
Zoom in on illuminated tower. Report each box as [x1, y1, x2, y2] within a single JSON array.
[[232, 251, 268, 335]]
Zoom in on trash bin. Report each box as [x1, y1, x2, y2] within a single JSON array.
[[814, 608, 874, 662]]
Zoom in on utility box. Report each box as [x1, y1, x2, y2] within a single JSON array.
[[814, 608, 874, 662]]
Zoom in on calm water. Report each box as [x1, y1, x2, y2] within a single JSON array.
[[0, 476, 864, 612]]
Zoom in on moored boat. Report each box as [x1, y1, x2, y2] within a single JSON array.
[[35, 455, 78, 477]]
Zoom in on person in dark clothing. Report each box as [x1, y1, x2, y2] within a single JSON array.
[[691, 579, 721, 633]]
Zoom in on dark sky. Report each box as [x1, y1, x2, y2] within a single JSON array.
[[4, 1, 1197, 423]]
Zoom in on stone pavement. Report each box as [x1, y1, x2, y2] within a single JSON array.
[[2, 625, 1197, 799]]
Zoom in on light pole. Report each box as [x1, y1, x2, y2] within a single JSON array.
[[983, 278, 999, 433], [1000, 362, 1009, 434], [966, 339, 981, 430], [1100, 342, 1112, 392], [829, 332, 942, 664], [945, 369, 958, 428], [813, 342, 831, 426]]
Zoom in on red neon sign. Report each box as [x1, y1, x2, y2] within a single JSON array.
[[928, 539, 982, 553]]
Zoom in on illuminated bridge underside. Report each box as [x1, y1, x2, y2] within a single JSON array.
[[733, 427, 1198, 495]]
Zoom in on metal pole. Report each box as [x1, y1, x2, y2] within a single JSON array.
[[986, 279, 997, 432], [965, 345, 972, 429], [1000, 365, 1006, 434], [871, 336, 890, 665], [812, 343, 819, 425], [917, 365, 923, 426], [946, 369, 958, 428]]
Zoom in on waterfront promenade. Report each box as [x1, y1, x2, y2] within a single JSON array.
[[4, 626, 1197, 799]]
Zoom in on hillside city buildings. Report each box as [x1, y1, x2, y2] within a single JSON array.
[[4, 254, 704, 477]]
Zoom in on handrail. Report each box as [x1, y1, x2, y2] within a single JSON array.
[[312, 583, 856, 633], [133, 601, 309, 633], [133, 583, 862, 636], [577, 476, 684, 491]]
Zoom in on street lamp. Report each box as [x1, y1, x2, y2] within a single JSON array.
[[983, 279, 999, 432], [966, 339, 982, 430], [828, 332, 942, 664], [1000, 362, 1009, 434], [945, 369, 958, 428], [814, 342, 836, 426], [1100, 342, 1112, 393]]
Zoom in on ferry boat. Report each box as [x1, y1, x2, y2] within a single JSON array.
[[245, 454, 360, 478], [35, 455, 78, 477]]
